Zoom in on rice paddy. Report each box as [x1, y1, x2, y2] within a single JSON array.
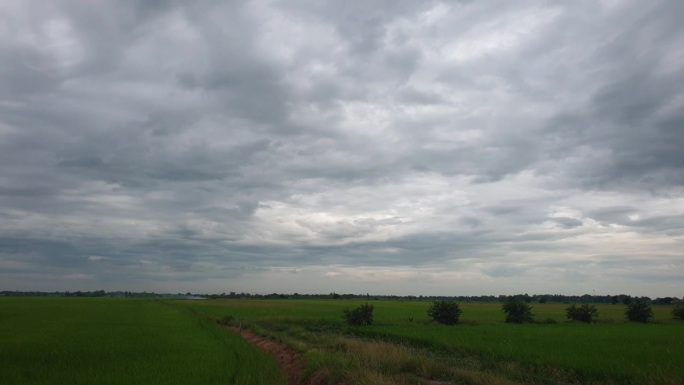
[[2, 296, 682, 384], [0, 297, 286, 385], [185, 298, 684, 384]]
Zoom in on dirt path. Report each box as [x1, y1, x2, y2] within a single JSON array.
[[226, 326, 329, 385], [224, 326, 469, 385]]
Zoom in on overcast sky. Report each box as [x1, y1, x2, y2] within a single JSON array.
[[1, 0, 683, 297]]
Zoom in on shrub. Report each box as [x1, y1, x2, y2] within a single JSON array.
[[625, 300, 653, 323], [427, 300, 462, 325], [671, 304, 684, 321], [343, 303, 374, 326], [566, 303, 599, 323], [502, 297, 534, 323]]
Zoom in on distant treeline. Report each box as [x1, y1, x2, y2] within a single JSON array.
[[0, 290, 179, 298], [1, 290, 681, 304]]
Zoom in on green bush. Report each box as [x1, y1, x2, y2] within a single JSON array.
[[343, 303, 374, 326], [671, 304, 684, 321], [625, 300, 653, 323], [427, 300, 462, 325], [566, 303, 599, 323], [502, 297, 534, 323]]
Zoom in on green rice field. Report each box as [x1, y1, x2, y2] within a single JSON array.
[[184, 299, 684, 384], [0, 297, 286, 385], [2, 296, 682, 385]]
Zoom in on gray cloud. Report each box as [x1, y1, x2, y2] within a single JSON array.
[[550, 217, 583, 229], [1, 0, 683, 297]]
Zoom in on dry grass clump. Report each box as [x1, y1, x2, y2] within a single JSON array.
[[336, 337, 521, 385]]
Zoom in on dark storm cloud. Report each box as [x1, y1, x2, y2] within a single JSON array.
[[1, 0, 683, 296]]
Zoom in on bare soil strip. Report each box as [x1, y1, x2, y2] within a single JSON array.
[[226, 326, 329, 385]]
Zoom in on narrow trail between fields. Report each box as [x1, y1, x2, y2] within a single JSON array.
[[224, 326, 467, 385], [225, 326, 330, 385]]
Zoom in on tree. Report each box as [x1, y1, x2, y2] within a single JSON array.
[[427, 300, 462, 325], [343, 303, 374, 326], [671, 304, 684, 321], [625, 300, 653, 323], [502, 297, 534, 323], [566, 303, 599, 323], [653, 297, 676, 305]]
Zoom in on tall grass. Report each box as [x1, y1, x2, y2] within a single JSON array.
[[0, 297, 286, 385]]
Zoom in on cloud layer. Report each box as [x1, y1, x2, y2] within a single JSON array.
[[1, 0, 683, 296]]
